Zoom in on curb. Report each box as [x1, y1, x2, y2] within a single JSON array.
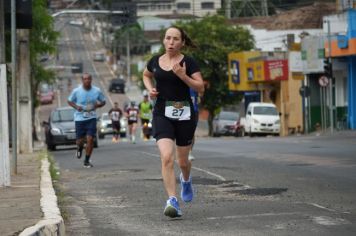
[[19, 155, 65, 236]]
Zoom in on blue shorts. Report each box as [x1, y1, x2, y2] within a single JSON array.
[[75, 118, 97, 139]]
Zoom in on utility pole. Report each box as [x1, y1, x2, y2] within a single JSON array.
[[126, 33, 131, 88], [11, 0, 18, 174], [0, 0, 11, 186], [326, 20, 334, 133], [0, 0, 4, 63], [261, 0, 268, 16], [18, 29, 33, 153], [225, 0, 231, 19]]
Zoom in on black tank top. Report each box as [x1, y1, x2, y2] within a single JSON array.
[[146, 54, 200, 115]]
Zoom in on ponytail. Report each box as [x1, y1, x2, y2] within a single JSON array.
[[169, 26, 197, 49]]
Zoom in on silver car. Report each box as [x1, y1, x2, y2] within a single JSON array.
[[212, 111, 240, 137], [97, 113, 127, 139]]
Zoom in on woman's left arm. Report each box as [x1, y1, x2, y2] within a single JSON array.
[[173, 62, 204, 94], [182, 72, 204, 94]]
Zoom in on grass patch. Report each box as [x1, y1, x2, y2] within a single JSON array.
[[45, 152, 70, 222]]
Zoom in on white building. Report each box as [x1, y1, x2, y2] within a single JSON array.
[[134, 0, 221, 17]]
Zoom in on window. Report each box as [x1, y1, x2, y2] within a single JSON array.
[[253, 107, 278, 116], [52, 109, 75, 122], [201, 2, 214, 9], [177, 2, 190, 10]]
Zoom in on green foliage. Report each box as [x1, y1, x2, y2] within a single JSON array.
[[30, 0, 59, 106], [114, 23, 149, 56], [174, 15, 254, 133]]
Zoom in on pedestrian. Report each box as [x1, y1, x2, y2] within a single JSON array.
[[108, 102, 123, 143], [142, 26, 204, 218], [125, 101, 139, 144], [67, 73, 106, 168], [139, 91, 153, 141]]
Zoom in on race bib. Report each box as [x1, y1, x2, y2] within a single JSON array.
[[164, 101, 191, 121], [83, 111, 95, 118]]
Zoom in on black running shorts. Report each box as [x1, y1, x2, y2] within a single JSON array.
[[152, 114, 197, 146], [112, 121, 121, 131]]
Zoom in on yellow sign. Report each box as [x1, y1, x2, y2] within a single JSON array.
[[228, 51, 261, 91]]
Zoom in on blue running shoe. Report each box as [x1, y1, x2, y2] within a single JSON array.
[[163, 197, 182, 218], [180, 173, 194, 202]]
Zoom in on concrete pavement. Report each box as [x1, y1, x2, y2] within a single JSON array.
[[0, 142, 64, 236]]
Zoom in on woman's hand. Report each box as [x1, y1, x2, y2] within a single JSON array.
[[149, 88, 159, 99], [172, 62, 186, 79]]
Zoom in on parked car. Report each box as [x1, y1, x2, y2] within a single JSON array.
[[212, 111, 240, 137], [108, 78, 125, 93], [38, 83, 55, 105], [43, 106, 98, 151], [97, 112, 127, 139], [244, 102, 280, 136], [93, 51, 105, 62]]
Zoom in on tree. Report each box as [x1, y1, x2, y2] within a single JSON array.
[[176, 15, 254, 136], [30, 0, 59, 107], [114, 23, 149, 56]]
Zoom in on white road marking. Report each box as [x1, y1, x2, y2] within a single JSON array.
[[192, 166, 226, 181], [207, 212, 302, 220], [312, 216, 350, 226], [308, 203, 337, 212]]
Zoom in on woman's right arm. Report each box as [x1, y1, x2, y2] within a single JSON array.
[[143, 68, 159, 98]]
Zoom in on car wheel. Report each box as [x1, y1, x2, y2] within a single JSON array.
[[98, 133, 105, 139], [249, 128, 253, 137], [94, 139, 98, 148], [47, 144, 56, 151], [120, 132, 126, 138]]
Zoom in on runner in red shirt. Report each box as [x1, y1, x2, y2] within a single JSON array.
[[108, 102, 123, 143], [125, 101, 139, 144]]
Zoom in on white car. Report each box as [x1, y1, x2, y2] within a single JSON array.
[[244, 102, 280, 136], [97, 113, 127, 139]]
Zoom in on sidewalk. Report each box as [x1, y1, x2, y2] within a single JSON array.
[[0, 142, 64, 236]]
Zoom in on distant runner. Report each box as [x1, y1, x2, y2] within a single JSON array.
[[67, 73, 106, 168], [125, 101, 139, 144], [139, 92, 153, 141], [108, 102, 123, 143]]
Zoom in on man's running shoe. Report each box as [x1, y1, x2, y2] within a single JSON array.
[[180, 173, 194, 202], [76, 146, 83, 159], [188, 153, 195, 161], [83, 161, 93, 168], [163, 197, 182, 218]]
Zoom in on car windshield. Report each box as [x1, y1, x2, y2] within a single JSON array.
[[219, 112, 239, 120], [40, 84, 52, 93], [52, 109, 75, 122], [102, 114, 110, 120], [253, 106, 278, 115]]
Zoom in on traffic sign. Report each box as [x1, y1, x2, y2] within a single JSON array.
[[319, 76, 329, 87]]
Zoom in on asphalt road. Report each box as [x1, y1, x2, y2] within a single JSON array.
[[50, 134, 356, 236], [42, 18, 356, 236]]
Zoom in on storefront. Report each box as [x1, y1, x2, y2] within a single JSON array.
[[228, 51, 301, 136], [325, 9, 356, 129]]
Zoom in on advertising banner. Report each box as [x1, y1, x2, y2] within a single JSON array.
[[264, 60, 289, 81], [301, 36, 325, 73]]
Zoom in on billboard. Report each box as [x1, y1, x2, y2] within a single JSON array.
[[301, 36, 325, 73], [264, 60, 289, 81]]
